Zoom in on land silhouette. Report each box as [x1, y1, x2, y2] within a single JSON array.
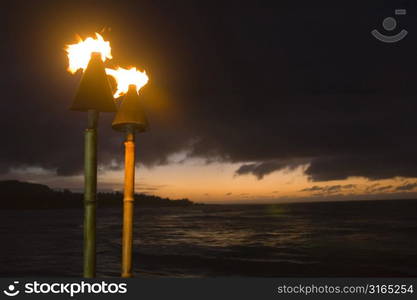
[[0, 180, 193, 209]]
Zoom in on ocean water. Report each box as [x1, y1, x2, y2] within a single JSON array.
[[0, 200, 416, 277]]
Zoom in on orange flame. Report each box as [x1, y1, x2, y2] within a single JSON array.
[[105, 67, 149, 98], [65, 33, 112, 74]]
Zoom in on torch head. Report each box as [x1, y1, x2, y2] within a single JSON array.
[[112, 85, 149, 133], [70, 52, 116, 112]]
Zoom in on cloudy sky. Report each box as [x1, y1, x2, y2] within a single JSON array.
[[2, 0, 417, 203]]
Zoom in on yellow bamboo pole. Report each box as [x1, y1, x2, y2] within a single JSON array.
[[122, 126, 135, 277]]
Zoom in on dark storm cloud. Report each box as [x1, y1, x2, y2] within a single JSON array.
[[376, 185, 393, 192], [300, 186, 323, 192], [395, 182, 417, 191], [2, 0, 417, 183], [366, 184, 393, 193], [235, 160, 302, 179], [300, 184, 357, 194]]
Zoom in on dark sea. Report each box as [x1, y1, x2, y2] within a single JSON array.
[[0, 199, 416, 277]]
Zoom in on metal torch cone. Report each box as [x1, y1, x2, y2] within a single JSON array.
[[71, 52, 116, 278], [112, 84, 148, 277]]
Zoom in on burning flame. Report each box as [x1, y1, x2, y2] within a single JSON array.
[[65, 33, 112, 74], [105, 67, 149, 98]]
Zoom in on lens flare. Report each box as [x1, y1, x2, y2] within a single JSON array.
[[65, 33, 112, 74], [105, 67, 149, 98]]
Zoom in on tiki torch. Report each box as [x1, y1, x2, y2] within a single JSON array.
[[66, 34, 116, 277], [106, 67, 149, 277]]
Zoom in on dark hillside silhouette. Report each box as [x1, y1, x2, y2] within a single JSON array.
[[0, 180, 193, 209]]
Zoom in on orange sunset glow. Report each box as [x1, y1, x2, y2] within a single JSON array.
[[6, 161, 417, 204]]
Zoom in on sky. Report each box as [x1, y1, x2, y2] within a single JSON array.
[[2, 0, 417, 203]]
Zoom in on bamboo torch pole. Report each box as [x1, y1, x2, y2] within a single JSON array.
[[122, 125, 135, 277], [111, 84, 149, 277], [68, 50, 116, 277], [83, 109, 99, 278]]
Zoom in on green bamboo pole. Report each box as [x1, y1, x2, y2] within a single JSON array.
[[83, 109, 99, 278]]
